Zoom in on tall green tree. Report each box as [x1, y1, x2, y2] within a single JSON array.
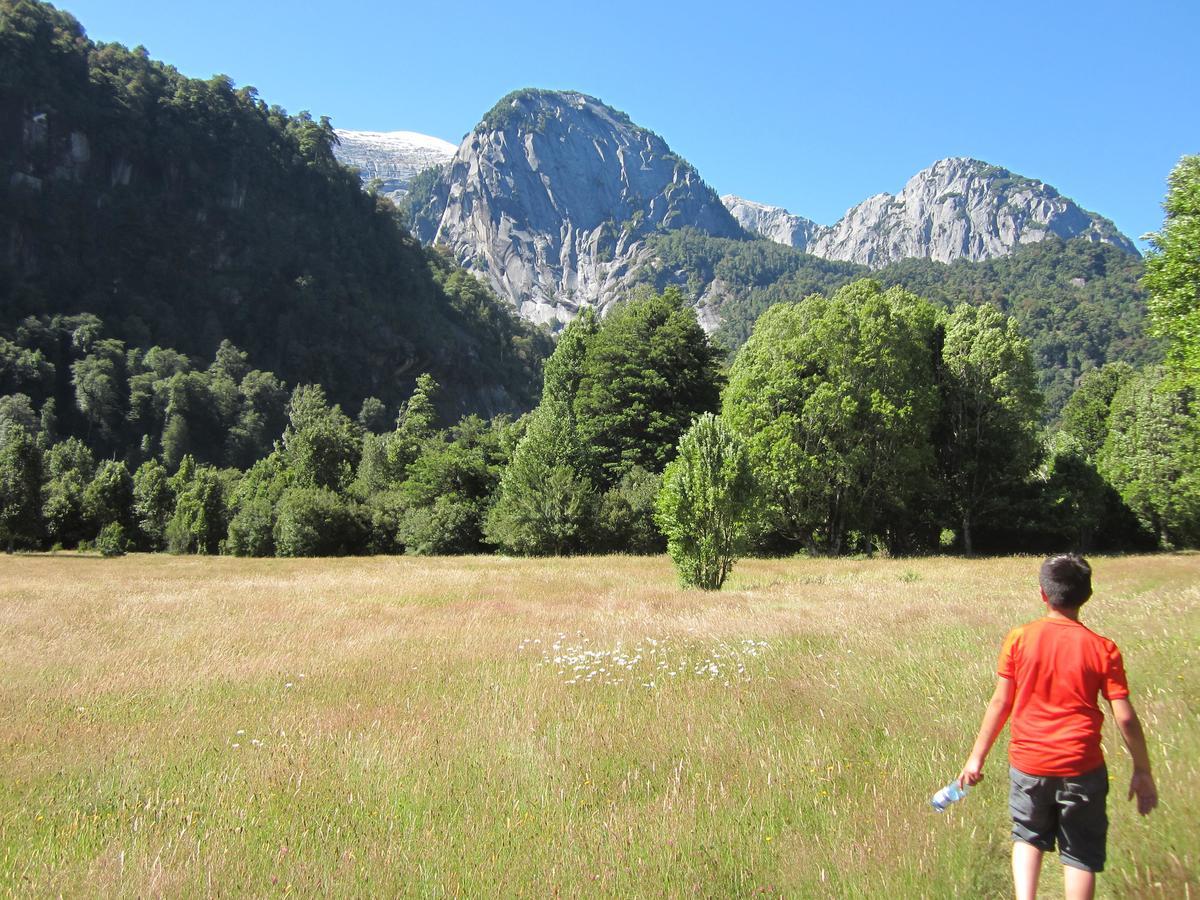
[[574, 289, 722, 486], [132, 459, 174, 551], [1144, 155, 1200, 384], [723, 281, 939, 554], [656, 413, 755, 590], [41, 437, 95, 548], [484, 399, 595, 556], [1098, 367, 1200, 547], [936, 304, 1043, 555], [0, 421, 44, 551], [281, 385, 361, 492]]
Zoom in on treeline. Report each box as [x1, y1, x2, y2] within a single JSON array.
[[1, 0, 549, 417], [3, 283, 1195, 559], [644, 230, 1157, 417]]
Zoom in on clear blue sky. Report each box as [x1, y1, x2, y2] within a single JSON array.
[[66, 0, 1199, 247]]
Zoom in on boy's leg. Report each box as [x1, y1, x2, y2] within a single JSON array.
[[1010, 767, 1058, 899], [1012, 841, 1045, 900], [1056, 765, 1108, 900], [1063, 865, 1096, 900]]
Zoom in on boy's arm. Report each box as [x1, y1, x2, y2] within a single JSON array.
[[1109, 696, 1158, 815], [958, 676, 1014, 787]]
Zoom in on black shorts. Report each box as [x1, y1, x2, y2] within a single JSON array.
[[1009, 764, 1109, 872]]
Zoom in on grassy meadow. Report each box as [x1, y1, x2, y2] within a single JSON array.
[[1, 552, 1197, 897]]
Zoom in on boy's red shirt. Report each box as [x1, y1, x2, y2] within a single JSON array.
[[998, 616, 1130, 776]]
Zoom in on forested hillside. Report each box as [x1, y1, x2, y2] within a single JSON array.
[[0, 0, 548, 420], [641, 231, 1157, 415]]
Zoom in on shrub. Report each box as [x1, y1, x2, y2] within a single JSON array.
[[273, 487, 366, 557], [95, 522, 128, 557], [656, 413, 755, 590]]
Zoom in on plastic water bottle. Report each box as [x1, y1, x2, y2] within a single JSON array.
[[930, 780, 969, 812]]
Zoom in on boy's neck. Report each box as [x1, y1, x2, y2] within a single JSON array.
[[1045, 606, 1081, 622]]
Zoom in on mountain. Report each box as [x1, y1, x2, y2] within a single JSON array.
[[405, 88, 744, 326], [721, 195, 822, 249], [727, 158, 1139, 268], [0, 1, 547, 419], [332, 129, 455, 203]]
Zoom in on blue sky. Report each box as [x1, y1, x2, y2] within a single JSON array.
[[66, 0, 1199, 247]]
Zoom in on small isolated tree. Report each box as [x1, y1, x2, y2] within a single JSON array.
[[656, 413, 755, 590]]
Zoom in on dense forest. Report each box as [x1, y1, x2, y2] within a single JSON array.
[[641, 230, 1157, 416], [1, 0, 1196, 567], [0, 0, 549, 419]]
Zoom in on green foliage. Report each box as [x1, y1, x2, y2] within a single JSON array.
[[1057, 362, 1135, 459], [0, 419, 43, 549], [41, 436, 94, 547], [225, 496, 276, 557], [395, 415, 508, 555], [0, 0, 547, 419], [597, 466, 664, 554], [650, 229, 1153, 418], [484, 400, 595, 556], [655, 413, 755, 590], [82, 459, 134, 536], [1143, 155, 1200, 385], [273, 487, 365, 557], [936, 304, 1043, 555], [723, 281, 940, 554], [166, 459, 226, 555], [574, 288, 723, 486], [280, 385, 361, 492], [94, 521, 128, 557], [1098, 367, 1200, 547], [132, 458, 173, 551]]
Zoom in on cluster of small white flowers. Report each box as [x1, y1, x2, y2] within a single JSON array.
[[229, 674, 305, 750], [518, 634, 769, 689]]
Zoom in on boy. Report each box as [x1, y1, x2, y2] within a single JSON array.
[[957, 554, 1158, 900]]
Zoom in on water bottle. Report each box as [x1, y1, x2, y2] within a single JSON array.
[[930, 780, 969, 812]]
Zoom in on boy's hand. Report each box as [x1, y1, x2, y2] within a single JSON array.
[[958, 757, 985, 789], [1128, 771, 1158, 815]]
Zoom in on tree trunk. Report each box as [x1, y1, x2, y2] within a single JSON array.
[[962, 511, 973, 557]]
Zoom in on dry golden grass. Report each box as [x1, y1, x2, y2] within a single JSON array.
[[1, 552, 1197, 897]]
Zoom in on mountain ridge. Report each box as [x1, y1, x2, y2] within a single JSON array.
[[404, 88, 744, 326], [724, 157, 1138, 268]]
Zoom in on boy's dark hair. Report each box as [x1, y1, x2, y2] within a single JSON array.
[[1040, 554, 1093, 609]]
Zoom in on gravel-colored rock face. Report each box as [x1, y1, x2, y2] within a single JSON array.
[[409, 90, 742, 327], [726, 157, 1138, 267]]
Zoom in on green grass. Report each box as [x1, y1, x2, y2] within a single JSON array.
[[1, 553, 1196, 897]]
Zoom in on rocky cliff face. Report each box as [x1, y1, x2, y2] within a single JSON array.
[[409, 89, 743, 326], [728, 158, 1138, 267], [721, 195, 822, 250], [333, 130, 455, 202]]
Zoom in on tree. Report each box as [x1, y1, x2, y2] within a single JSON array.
[[936, 304, 1043, 555], [273, 487, 365, 557], [42, 438, 95, 548], [574, 288, 722, 486], [484, 400, 595, 555], [386, 374, 440, 477], [0, 421, 44, 551], [1057, 362, 1135, 459], [82, 460, 135, 537], [1144, 155, 1200, 384], [281, 385, 361, 492], [655, 413, 755, 590], [597, 466, 664, 554], [723, 281, 940, 554], [132, 459, 174, 551], [166, 459, 227, 554], [396, 416, 505, 555], [1098, 367, 1200, 547]]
